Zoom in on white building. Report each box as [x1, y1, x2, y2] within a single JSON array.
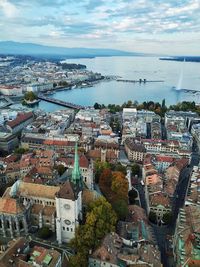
[[122, 108, 137, 122], [56, 144, 83, 244], [0, 85, 22, 96], [26, 83, 54, 93]]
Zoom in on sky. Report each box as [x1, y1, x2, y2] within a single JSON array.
[[0, 0, 200, 55]]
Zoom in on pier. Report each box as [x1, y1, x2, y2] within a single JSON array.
[[38, 95, 84, 110], [117, 79, 164, 83]]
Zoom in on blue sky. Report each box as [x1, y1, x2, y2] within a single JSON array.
[[0, 0, 200, 55]]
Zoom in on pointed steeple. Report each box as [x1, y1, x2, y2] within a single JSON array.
[[71, 142, 81, 186]]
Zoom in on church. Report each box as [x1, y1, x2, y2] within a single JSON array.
[[0, 144, 84, 244]]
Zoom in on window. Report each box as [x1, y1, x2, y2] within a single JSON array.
[[63, 226, 65, 230], [67, 227, 69, 231]]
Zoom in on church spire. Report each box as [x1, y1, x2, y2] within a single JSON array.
[[71, 142, 81, 186]]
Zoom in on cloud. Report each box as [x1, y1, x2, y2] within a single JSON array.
[[0, 0, 200, 54], [0, 0, 18, 18]]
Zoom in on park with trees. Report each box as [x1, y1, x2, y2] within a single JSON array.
[[93, 99, 200, 117]]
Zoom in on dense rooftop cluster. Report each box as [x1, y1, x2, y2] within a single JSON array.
[[0, 91, 200, 266]]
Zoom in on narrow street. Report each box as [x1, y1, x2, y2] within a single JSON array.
[[134, 159, 195, 267]]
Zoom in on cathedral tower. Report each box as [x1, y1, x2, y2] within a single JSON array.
[[56, 143, 83, 244]]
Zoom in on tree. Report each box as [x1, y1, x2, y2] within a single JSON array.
[[24, 91, 37, 101], [99, 168, 112, 187], [14, 147, 28, 155], [69, 197, 117, 267], [94, 102, 101, 109], [94, 160, 110, 183], [131, 163, 140, 176], [38, 226, 52, 239], [111, 171, 128, 200], [113, 199, 128, 220], [111, 162, 126, 175], [128, 189, 138, 204], [55, 164, 66, 176]]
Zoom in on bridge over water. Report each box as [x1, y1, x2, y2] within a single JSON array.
[[38, 95, 84, 110]]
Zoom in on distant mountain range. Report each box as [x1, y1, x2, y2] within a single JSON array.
[[0, 41, 145, 58]]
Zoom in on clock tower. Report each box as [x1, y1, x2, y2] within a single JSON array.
[[56, 143, 83, 244]]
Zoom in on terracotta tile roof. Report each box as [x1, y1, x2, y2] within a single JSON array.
[[150, 193, 170, 208], [58, 154, 89, 168], [0, 154, 19, 164], [18, 182, 60, 199], [31, 204, 55, 216], [0, 238, 28, 267], [156, 155, 174, 163], [128, 205, 148, 223], [6, 162, 20, 172], [91, 233, 122, 264], [94, 140, 119, 149], [36, 166, 53, 175], [0, 198, 24, 214], [43, 140, 75, 147], [56, 181, 78, 200], [7, 112, 33, 129], [175, 158, 189, 171], [87, 150, 118, 161], [35, 149, 54, 158]]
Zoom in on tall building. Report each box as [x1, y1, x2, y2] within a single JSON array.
[[56, 143, 83, 244]]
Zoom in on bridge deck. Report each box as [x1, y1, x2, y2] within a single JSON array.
[[38, 95, 84, 109]]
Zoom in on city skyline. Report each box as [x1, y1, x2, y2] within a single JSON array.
[[0, 0, 200, 56]]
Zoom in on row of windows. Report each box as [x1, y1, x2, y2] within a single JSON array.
[[23, 197, 55, 206], [63, 226, 73, 232]]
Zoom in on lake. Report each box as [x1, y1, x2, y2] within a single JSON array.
[[37, 56, 200, 112]]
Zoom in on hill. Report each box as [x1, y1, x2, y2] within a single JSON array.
[[0, 41, 144, 58]]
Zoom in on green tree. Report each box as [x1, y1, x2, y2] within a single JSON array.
[[69, 197, 117, 267], [94, 102, 101, 109], [113, 199, 128, 220], [14, 147, 28, 155], [111, 162, 126, 175], [94, 160, 110, 183], [55, 164, 66, 176], [24, 91, 37, 102], [38, 226, 52, 239]]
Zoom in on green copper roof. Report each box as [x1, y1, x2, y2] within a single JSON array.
[[71, 142, 81, 186]]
